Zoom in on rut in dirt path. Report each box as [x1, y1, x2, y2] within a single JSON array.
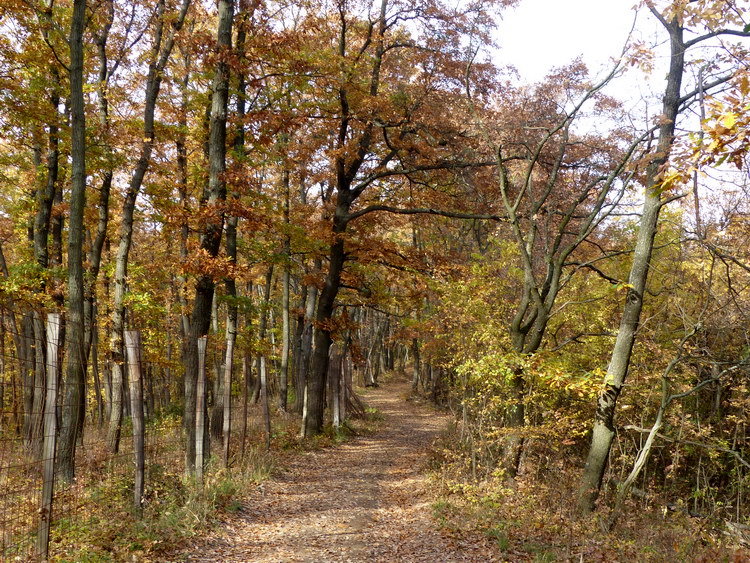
[[177, 380, 501, 562]]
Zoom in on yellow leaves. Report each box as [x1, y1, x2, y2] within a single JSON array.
[[692, 90, 750, 172], [655, 168, 690, 194], [721, 111, 737, 129], [181, 247, 243, 280]]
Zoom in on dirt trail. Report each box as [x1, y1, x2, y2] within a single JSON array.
[[175, 380, 499, 562]]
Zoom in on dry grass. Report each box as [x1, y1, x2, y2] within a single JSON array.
[[427, 427, 750, 562]]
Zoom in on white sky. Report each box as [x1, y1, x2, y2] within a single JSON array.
[[496, 0, 640, 81], [492, 0, 750, 227], [494, 0, 664, 107]]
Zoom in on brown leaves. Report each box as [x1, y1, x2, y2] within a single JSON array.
[[181, 246, 245, 280], [175, 382, 504, 563]]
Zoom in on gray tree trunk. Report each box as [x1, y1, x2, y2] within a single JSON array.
[[279, 169, 291, 411], [107, 0, 191, 453], [295, 260, 319, 414], [576, 16, 685, 515]]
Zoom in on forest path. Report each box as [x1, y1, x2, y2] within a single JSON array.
[[175, 379, 499, 562]]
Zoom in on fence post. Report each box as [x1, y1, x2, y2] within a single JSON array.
[[222, 336, 233, 468], [340, 352, 347, 422], [38, 312, 61, 560], [125, 330, 145, 516], [332, 349, 341, 429], [195, 336, 207, 485]]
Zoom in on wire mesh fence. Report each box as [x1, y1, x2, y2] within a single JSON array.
[[0, 311, 250, 561]]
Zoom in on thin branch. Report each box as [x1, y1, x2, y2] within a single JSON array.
[[346, 204, 506, 223], [684, 28, 750, 49]]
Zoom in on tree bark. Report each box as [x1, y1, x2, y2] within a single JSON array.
[[577, 17, 685, 515], [107, 0, 191, 453], [295, 260, 319, 414], [291, 284, 307, 413], [58, 0, 87, 481], [279, 169, 291, 411], [303, 198, 348, 437], [184, 0, 233, 473]]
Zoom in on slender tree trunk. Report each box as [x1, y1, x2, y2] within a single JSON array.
[[91, 316, 103, 425], [108, 0, 191, 453], [185, 0, 233, 472], [50, 94, 66, 278], [295, 261, 319, 414], [58, 0, 87, 481], [254, 267, 273, 401], [291, 284, 306, 412], [411, 338, 420, 391], [279, 169, 291, 411], [83, 0, 114, 425], [19, 313, 33, 446], [577, 18, 685, 515], [240, 349, 250, 459], [29, 313, 46, 455]]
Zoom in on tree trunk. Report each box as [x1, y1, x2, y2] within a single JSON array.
[[254, 266, 274, 404], [577, 17, 685, 515], [240, 349, 251, 459], [303, 200, 348, 437], [295, 261, 319, 414], [28, 313, 46, 456], [291, 284, 306, 412], [83, 0, 114, 409], [184, 0, 232, 473], [91, 315, 103, 425], [108, 0, 191, 453], [57, 0, 87, 481], [279, 169, 291, 411]]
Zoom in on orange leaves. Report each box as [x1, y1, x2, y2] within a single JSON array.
[[181, 246, 245, 281], [625, 40, 655, 74], [313, 308, 357, 338]]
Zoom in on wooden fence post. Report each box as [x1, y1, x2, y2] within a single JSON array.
[[222, 336, 233, 468], [340, 351, 347, 423], [125, 330, 145, 516], [38, 312, 61, 560], [332, 348, 341, 429], [195, 336, 207, 485]]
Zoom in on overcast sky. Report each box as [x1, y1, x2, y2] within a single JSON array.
[[492, 0, 750, 226], [494, 0, 664, 107]]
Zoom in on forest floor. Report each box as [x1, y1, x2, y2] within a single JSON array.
[[169, 379, 501, 562]]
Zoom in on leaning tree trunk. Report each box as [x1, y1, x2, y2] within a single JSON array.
[[107, 0, 191, 453], [303, 200, 348, 437], [576, 18, 685, 515]]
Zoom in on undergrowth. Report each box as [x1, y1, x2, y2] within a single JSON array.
[[50, 400, 383, 561], [52, 449, 273, 562], [426, 424, 750, 562]]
